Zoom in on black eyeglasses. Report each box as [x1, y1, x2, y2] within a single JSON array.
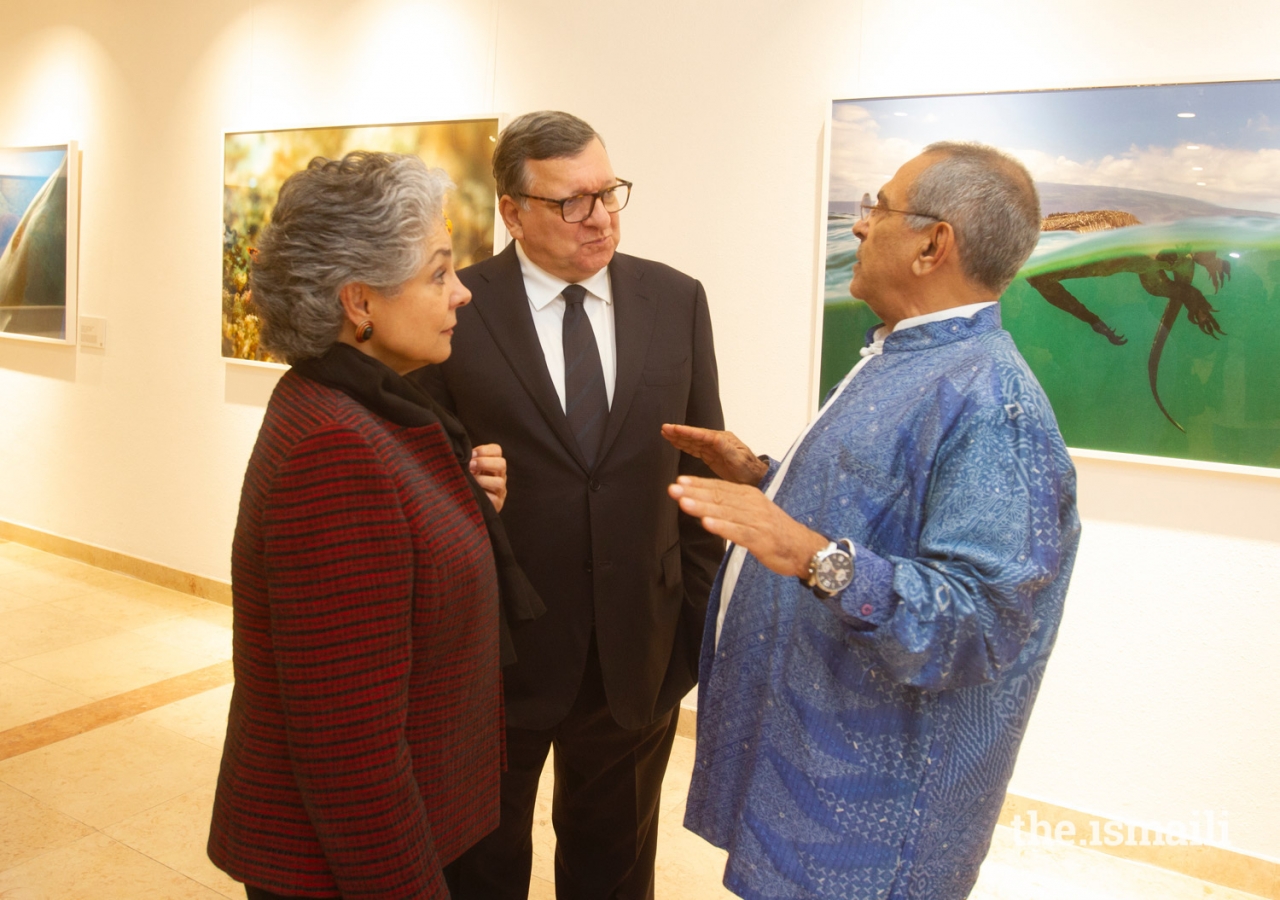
[[519, 180, 633, 223], [859, 202, 942, 223]]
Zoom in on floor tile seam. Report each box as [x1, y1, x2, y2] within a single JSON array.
[[0, 660, 95, 702], [0, 822, 109, 881], [97, 803, 243, 900], [0, 661, 235, 762], [3, 615, 230, 666], [0, 828, 219, 890], [11, 588, 105, 604], [0, 628, 132, 667], [0, 776, 105, 873], [0, 578, 104, 599], [106, 618, 232, 654]]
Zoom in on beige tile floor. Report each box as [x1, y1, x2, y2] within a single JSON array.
[[0, 539, 1267, 899]]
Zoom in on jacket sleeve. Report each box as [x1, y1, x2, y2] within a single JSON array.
[[677, 279, 728, 624], [261, 425, 445, 899], [818, 401, 1078, 692]]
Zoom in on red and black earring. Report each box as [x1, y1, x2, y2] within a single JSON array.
[[356, 320, 374, 343]]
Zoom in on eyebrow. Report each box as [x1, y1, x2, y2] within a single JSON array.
[[427, 248, 452, 263]]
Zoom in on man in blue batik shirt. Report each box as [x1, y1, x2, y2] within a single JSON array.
[[663, 143, 1080, 900]]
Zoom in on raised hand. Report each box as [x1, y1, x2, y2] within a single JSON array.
[[661, 424, 769, 486], [667, 476, 827, 578]]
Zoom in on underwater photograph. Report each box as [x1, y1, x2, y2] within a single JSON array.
[[824, 81, 1280, 470]]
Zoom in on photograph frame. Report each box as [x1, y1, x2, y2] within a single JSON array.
[[815, 81, 1280, 475], [222, 115, 505, 370], [0, 140, 80, 346]]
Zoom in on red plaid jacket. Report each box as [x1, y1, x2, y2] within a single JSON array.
[[208, 372, 501, 899]]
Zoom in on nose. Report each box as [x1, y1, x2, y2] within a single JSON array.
[[585, 193, 612, 229], [852, 217, 868, 240], [451, 275, 472, 308]]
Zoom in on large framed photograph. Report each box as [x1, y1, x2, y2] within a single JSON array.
[[0, 142, 79, 344], [822, 82, 1280, 471], [223, 118, 501, 365]]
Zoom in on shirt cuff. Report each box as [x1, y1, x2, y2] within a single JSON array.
[[756, 456, 782, 492], [816, 540, 895, 629]]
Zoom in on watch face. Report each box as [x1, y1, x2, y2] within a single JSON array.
[[816, 551, 854, 593]]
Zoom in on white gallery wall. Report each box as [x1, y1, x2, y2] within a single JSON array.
[[0, 0, 1276, 862]]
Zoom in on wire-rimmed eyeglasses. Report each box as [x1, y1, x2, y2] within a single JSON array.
[[520, 180, 633, 223], [858, 202, 942, 223]]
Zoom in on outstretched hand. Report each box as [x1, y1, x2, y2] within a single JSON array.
[[661, 424, 769, 486], [667, 476, 828, 578], [470, 443, 507, 513]]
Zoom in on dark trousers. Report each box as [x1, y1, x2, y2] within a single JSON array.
[[448, 638, 680, 900]]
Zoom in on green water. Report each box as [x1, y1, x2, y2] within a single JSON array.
[[822, 217, 1280, 469]]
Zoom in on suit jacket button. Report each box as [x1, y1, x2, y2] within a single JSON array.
[[588, 480, 602, 492]]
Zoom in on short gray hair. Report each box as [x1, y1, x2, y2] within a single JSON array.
[[907, 142, 1041, 294], [251, 151, 453, 363], [492, 110, 601, 202]]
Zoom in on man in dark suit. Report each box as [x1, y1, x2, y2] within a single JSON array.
[[415, 111, 724, 899]]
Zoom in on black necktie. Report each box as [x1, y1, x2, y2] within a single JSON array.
[[561, 284, 608, 466]]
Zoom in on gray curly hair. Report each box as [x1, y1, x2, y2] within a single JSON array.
[[250, 151, 454, 363]]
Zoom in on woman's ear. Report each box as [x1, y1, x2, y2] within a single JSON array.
[[338, 282, 372, 326]]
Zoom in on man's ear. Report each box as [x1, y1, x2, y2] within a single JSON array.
[[499, 195, 525, 241], [911, 221, 955, 277], [338, 282, 373, 326]]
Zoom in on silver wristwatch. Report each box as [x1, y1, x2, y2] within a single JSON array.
[[803, 538, 855, 598]]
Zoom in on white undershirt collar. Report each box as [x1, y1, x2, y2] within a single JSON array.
[[871, 300, 996, 342]]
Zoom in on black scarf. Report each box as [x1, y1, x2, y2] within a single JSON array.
[[293, 343, 544, 666]]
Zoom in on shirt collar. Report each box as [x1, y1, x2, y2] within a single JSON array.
[[515, 241, 613, 310], [872, 300, 996, 342]]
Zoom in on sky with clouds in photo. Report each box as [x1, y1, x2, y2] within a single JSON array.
[[830, 81, 1280, 214]]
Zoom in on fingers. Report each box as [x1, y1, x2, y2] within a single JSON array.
[[474, 472, 507, 514], [470, 443, 508, 511], [470, 457, 506, 477], [661, 423, 717, 455], [470, 444, 506, 478], [476, 468, 504, 489], [667, 477, 765, 521]]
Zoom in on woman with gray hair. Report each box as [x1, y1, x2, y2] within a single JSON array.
[[208, 151, 541, 900]]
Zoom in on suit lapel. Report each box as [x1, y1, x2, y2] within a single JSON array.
[[598, 253, 657, 467], [469, 245, 591, 471]]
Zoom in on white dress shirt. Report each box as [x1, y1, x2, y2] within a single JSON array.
[[515, 241, 617, 411]]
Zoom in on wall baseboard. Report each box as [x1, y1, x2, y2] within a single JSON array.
[[4, 523, 1275, 898], [0, 520, 231, 606]]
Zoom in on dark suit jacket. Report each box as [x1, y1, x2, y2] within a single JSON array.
[[209, 372, 501, 899], [412, 244, 725, 731]]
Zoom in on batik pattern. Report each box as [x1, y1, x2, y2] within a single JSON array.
[[685, 307, 1080, 900]]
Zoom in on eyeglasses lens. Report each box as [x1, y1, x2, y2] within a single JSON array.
[[562, 183, 630, 223]]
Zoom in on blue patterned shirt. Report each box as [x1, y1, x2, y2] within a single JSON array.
[[684, 305, 1080, 900]]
